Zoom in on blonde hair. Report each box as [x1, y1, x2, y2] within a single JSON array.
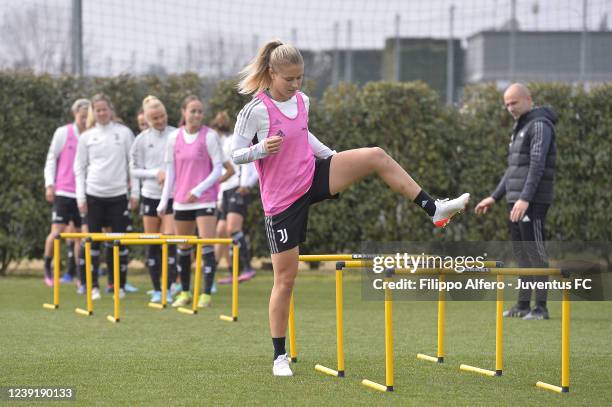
[[85, 105, 94, 129], [142, 95, 167, 124], [237, 39, 304, 95], [86, 93, 116, 129], [71, 98, 90, 113], [209, 111, 231, 134]]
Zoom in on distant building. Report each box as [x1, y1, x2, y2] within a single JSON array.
[[382, 38, 464, 103], [303, 49, 383, 97], [304, 38, 464, 102], [466, 31, 612, 84]]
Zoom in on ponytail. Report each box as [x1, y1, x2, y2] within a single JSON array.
[[237, 39, 303, 95]]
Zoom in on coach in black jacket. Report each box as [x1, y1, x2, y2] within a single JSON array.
[[475, 83, 558, 320]]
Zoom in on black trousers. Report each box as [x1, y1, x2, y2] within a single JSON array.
[[508, 202, 550, 306]]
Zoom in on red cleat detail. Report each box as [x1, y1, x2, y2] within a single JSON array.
[[434, 218, 449, 228]]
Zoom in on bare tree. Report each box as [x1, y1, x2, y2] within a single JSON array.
[[0, 4, 71, 73]]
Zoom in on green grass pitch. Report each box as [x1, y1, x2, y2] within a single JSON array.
[[1, 269, 611, 406]]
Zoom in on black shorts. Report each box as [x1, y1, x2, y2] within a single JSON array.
[[52, 196, 82, 227], [85, 194, 129, 234], [218, 187, 250, 221], [141, 197, 174, 217], [264, 157, 338, 254], [174, 207, 216, 221]]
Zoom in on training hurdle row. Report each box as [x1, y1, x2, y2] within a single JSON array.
[[292, 255, 570, 394], [42, 233, 240, 323], [408, 267, 570, 394], [292, 255, 500, 379]]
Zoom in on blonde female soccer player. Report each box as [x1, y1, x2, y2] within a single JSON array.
[[232, 40, 470, 376], [130, 96, 176, 304], [43, 98, 90, 286], [74, 93, 139, 300]]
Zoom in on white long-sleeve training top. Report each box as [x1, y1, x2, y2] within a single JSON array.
[[219, 133, 258, 193], [231, 93, 336, 165], [130, 126, 176, 200], [74, 122, 138, 203]]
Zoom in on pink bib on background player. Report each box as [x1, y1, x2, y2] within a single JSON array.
[[255, 91, 315, 216], [55, 124, 77, 193], [173, 126, 219, 204]]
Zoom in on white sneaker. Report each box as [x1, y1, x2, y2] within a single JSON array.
[[432, 193, 470, 228], [113, 288, 126, 300], [91, 287, 101, 300], [272, 354, 293, 377]]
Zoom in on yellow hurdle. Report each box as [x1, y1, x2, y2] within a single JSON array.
[[345, 259, 564, 393], [108, 237, 238, 319], [44, 233, 197, 310], [536, 284, 570, 393], [44, 233, 238, 319]]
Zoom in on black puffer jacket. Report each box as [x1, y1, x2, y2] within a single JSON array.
[[492, 106, 558, 204]]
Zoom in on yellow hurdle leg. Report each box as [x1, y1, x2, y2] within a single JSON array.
[[314, 261, 345, 378], [336, 265, 345, 376], [220, 244, 240, 322], [107, 241, 121, 323], [460, 365, 497, 377], [75, 238, 94, 316], [232, 245, 239, 320], [85, 239, 93, 313], [150, 243, 170, 310], [437, 275, 446, 362], [459, 278, 504, 378], [288, 293, 297, 362], [192, 244, 203, 313], [561, 287, 570, 392], [53, 236, 61, 305], [44, 236, 62, 310], [495, 275, 504, 375], [362, 282, 394, 392], [178, 244, 199, 315], [161, 243, 168, 307], [384, 286, 394, 391]]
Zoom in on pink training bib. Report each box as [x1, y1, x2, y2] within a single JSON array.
[[255, 91, 315, 216], [55, 124, 77, 193], [173, 126, 219, 204]]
